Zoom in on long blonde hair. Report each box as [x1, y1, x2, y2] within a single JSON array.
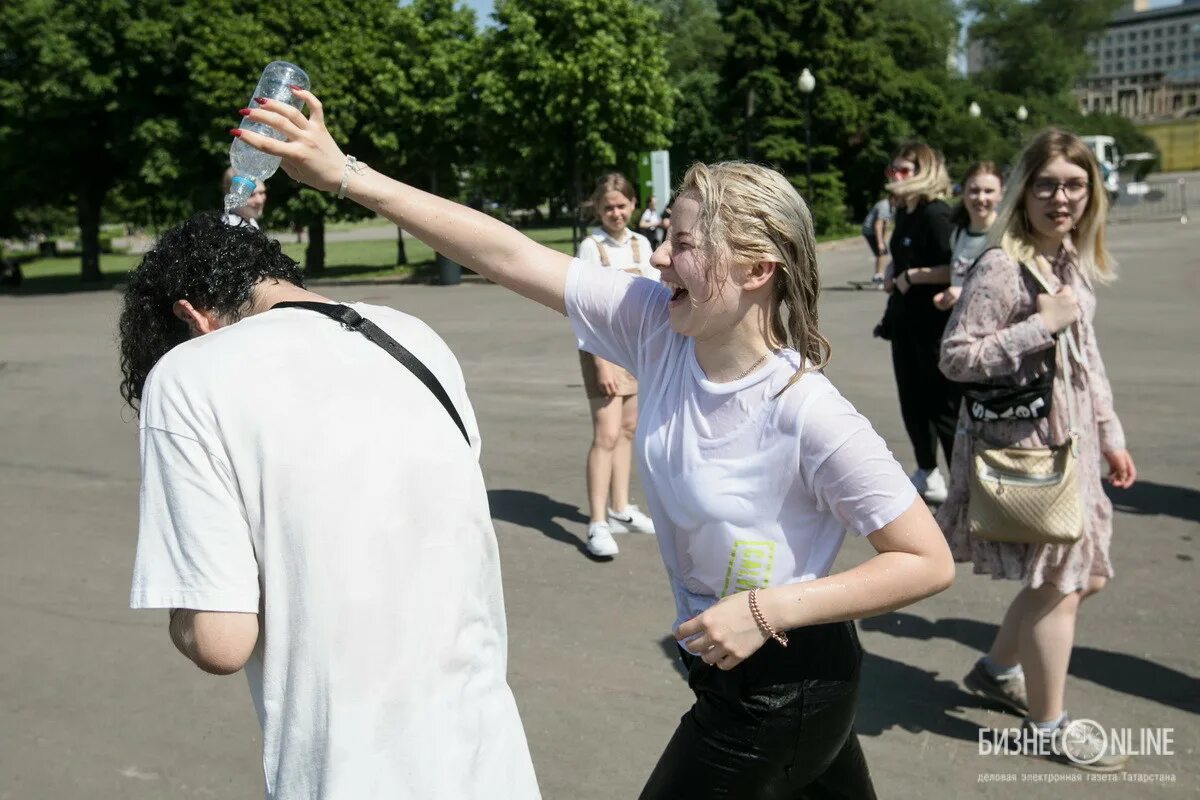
[[990, 128, 1115, 283], [678, 162, 830, 392], [886, 141, 951, 208]]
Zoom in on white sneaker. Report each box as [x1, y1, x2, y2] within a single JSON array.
[[607, 504, 656, 534], [912, 465, 950, 503], [586, 522, 619, 557]]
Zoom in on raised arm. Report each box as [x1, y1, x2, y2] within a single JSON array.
[[237, 91, 572, 314]]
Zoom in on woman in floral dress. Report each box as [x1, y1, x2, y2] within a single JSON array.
[[936, 129, 1137, 772]]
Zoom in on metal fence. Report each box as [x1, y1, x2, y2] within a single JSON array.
[[1108, 177, 1192, 224]]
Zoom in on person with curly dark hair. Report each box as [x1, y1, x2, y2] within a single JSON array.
[[122, 212, 540, 799]]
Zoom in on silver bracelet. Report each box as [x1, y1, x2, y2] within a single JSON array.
[[337, 155, 367, 200]]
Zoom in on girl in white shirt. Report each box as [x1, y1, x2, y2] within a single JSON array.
[[575, 174, 658, 557], [934, 162, 1003, 311], [240, 90, 955, 798]]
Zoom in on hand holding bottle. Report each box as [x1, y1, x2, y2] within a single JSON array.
[[235, 90, 349, 195]]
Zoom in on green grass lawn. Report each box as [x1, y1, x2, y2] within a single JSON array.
[[6, 223, 852, 294]]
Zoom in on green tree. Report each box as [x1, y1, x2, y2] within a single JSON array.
[[0, 0, 196, 280], [476, 0, 673, 237], [720, 0, 920, 231], [966, 0, 1124, 102], [648, 0, 736, 171], [375, 0, 478, 266], [186, 0, 403, 275]]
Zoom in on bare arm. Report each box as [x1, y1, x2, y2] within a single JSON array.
[[237, 91, 572, 314], [169, 609, 259, 675], [675, 497, 954, 669]]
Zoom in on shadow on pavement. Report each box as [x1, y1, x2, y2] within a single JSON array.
[[487, 488, 614, 562], [1107, 479, 1200, 525], [861, 612, 1200, 716], [856, 648, 986, 742]]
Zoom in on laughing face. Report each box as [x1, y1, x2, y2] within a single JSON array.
[[651, 195, 746, 338], [1025, 155, 1090, 247], [964, 172, 1002, 228]]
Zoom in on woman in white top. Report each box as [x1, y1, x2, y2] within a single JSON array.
[[239, 91, 955, 798], [638, 194, 664, 246], [575, 174, 658, 557], [933, 161, 1003, 311]]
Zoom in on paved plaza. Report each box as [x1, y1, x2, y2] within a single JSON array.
[[1, 220, 1196, 798]]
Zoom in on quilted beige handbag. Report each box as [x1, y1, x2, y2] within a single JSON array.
[[968, 261, 1084, 546]]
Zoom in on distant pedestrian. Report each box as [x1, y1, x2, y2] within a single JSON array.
[[575, 173, 658, 558], [861, 194, 893, 288], [937, 129, 1135, 772], [882, 141, 958, 504], [221, 167, 267, 229], [934, 162, 1003, 311], [638, 195, 665, 247]]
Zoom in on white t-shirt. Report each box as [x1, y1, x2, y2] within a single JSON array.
[[130, 303, 540, 800], [221, 212, 260, 229], [576, 228, 656, 279], [949, 227, 990, 288], [565, 261, 917, 628]]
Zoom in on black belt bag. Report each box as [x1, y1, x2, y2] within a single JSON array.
[[960, 369, 1054, 421]]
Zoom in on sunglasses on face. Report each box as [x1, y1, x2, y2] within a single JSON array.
[[1029, 180, 1090, 201]]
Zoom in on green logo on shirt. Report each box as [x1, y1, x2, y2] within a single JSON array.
[[720, 540, 776, 597]]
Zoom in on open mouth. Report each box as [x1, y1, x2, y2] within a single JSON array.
[[663, 277, 689, 305]]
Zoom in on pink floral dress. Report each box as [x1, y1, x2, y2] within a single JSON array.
[[935, 246, 1126, 593]]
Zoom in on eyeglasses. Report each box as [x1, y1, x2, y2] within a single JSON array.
[[886, 166, 914, 178], [1030, 180, 1090, 201]]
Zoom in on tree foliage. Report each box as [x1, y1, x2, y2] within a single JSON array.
[[475, 0, 674, 214]]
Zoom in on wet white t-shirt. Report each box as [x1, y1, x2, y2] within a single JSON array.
[[565, 261, 917, 627], [130, 303, 539, 800]]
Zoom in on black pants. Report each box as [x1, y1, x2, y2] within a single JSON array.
[[640, 622, 877, 800], [890, 324, 959, 471]]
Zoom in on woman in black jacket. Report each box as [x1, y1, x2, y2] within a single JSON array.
[[882, 142, 957, 503]]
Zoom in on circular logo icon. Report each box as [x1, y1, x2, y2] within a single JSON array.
[[1062, 718, 1107, 765]]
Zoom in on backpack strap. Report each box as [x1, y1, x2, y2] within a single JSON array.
[[594, 240, 611, 267], [271, 301, 470, 445]]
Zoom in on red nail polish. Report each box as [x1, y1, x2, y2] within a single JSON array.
[[229, 128, 242, 137], [288, 84, 302, 91], [254, 97, 268, 105], [238, 108, 251, 116]]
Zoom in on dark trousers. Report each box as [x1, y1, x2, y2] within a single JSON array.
[[640, 622, 877, 800], [890, 326, 959, 471]]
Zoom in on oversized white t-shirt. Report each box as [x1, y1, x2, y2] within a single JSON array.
[[130, 303, 539, 800], [565, 261, 917, 628]]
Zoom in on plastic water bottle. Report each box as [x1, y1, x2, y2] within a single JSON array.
[[224, 61, 311, 213]]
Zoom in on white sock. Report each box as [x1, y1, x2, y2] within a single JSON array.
[[982, 655, 1023, 679], [1030, 711, 1067, 731]]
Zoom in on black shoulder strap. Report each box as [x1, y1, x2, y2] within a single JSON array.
[[272, 301, 470, 445]]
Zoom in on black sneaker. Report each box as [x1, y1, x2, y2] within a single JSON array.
[[964, 658, 1029, 715]]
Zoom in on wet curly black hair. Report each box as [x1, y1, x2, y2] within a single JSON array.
[[118, 211, 304, 410]]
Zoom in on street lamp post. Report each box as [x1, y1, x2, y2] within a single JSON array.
[[798, 68, 816, 201]]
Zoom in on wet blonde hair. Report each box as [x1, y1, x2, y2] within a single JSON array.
[[678, 162, 830, 394], [886, 141, 951, 208], [990, 128, 1115, 284]]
